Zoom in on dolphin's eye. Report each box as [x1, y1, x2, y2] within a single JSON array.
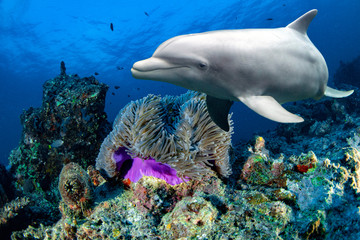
[[198, 62, 208, 70]]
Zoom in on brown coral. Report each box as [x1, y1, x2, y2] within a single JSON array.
[[58, 162, 92, 210], [96, 91, 233, 181]]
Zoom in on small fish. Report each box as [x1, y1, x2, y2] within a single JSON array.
[[112, 92, 115, 95], [136, 88, 140, 91], [144, 12, 149, 16], [116, 66, 124, 70], [51, 139, 64, 148], [94, 72, 99, 75], [110, 23, 114, 31], [266, 18, 273, 21], [128, 95, 130, 98], [114, 85, 120, 89]]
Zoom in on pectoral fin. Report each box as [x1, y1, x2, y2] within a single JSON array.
[[206, 95, 233, 132], [239, 95, 304, 123], [324, 86, 353, 98]]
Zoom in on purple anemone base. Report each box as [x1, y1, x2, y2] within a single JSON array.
[[113, 147, 188, 185]]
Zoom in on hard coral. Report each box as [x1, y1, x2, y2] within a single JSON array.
[[58, 163, 92, 211], [159, 196, 218, 239], [241, 136, 286, 187], [96, 91, 233, 183], [344, 147, 360, 193], [0, 197, 30, 225]]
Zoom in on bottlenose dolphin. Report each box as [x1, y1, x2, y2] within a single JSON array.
[[131, 9, 353, 131]]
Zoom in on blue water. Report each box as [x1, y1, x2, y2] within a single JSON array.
[[1, 0, 360, 165]]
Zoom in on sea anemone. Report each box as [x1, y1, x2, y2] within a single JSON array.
[[95, 91, 233, 184]]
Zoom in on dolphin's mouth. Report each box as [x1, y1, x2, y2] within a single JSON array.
[[131, 57, 188, 79], [131, 66, 187, 80], [132, 57, 174, 72], [132, 57, 186, 71], [131, 66, 184, 72]]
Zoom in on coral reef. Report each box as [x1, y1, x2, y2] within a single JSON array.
[[3, 62, 111, 237], [96, 91, 233, 183], [6, 60, 360, 239], [285, 147, 360, 239], [10, 133, 360, 239], [9, 62, 110, 193]]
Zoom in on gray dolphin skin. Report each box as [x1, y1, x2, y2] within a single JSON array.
[[131, 9, 353, 131]]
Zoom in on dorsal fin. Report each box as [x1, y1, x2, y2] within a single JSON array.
[[286, 9, 318, 35]]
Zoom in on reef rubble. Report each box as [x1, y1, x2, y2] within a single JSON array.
[[3, 59, 360, 239]]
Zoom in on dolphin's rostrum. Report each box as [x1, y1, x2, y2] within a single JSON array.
[[131, 9, 353, 131]]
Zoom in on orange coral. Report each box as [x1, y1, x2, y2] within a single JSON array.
[[296, 164, 313, 173]]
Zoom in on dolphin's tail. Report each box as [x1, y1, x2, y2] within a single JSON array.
[[324, 86, 354, 98]]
